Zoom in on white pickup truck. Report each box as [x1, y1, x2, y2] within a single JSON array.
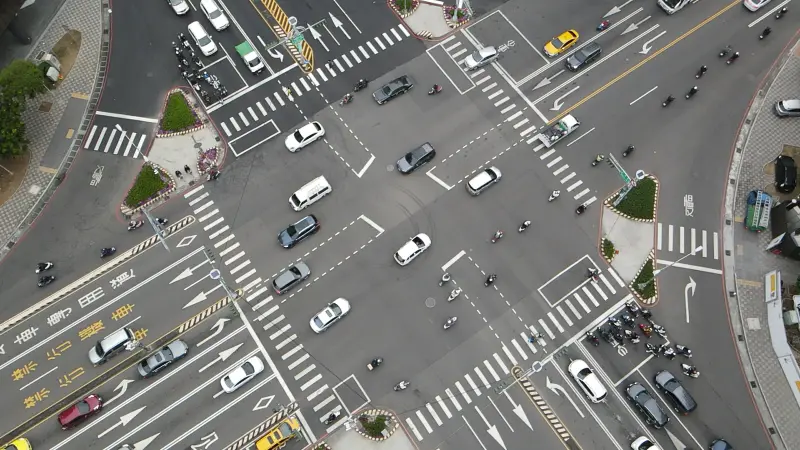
[[537, 114, 580, 148]]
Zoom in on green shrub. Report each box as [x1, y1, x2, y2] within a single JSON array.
[[160, 92, 196, 133], [394, 0, 417, 11], [362, 415, 387, 438], [614, 177, 656, 220], [602, 238, 615, 261], [632, 258, 656, 299], [124, 165, 168, 208]]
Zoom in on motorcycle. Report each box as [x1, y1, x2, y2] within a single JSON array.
[[128, 220, 144, 231], [576, 204, 587, 215], [622, 145, 634, 157], [652, 323, 667, 338], [759, 27, 771, 40], [591, 154, 605, 167], [641, 308, 652, 320], [675, 344, 692, 358], [324, 411, 341, 425], [156, 218, 169, 226], [443, 316, 458, 330], [719, 45, 732, 57], [207, 169, 221, 181], [625, 300, 640, 317], [639, 323, 653, 338], [484, 274, 497, 287], [608, 316, 622, 330], [191, 53, 203, 69], [681, 363, 700, 378], [586, 332, 600, 347], [447, 288, 462, 302], [518, 220, 531, 232], [491, 230, 504, 243], [428, 84, 443, 95], [36, 262, 54, 273], [776, 7, 787, 19], [100, 247, 116, 258], [613, 332, 625, 345], [624, 329, 640, 344], [685, 86, 698, 99], [439, 272, 452, 287], [353, 79, 369, 92], [600, 329, 616, 345], [596, 20, 611, 31], [548, 190, 560, 202], [662, 346, 676, 360], [621, 314, 634, 327], [367, 357, 383, 371], [726, 52, 740, 65], [394, 380, 410, 391], [662, 95, 675, 107], [37, 275, 56, 287], [645, 342, 658, 357], [695, 65, 707, 79], [340, 93, 353, 106]]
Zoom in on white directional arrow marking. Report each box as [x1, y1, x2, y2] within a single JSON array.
[[639, 30, 667, 54], [546, 377, 584, 418], [190, 432, 218, 450], [197, 318, 229, 347], [97, 406, 146, 438], [665, 427, 689, 449], [199, 343, 244, 373], [329, 12, 350, 39], [685, 276, 696, 323], [474, 406, 506, 450], [267, 47, 283, 62], [622, 16, 651, 36], [132, 434, 160, 450], [534, 69, 565, 90], [105, 379, 135, 406], [170, 267, 194, 284], [253, 395, 275, 411], [551, 85, 581, 111], [503, 391, 532, 430], [183, 291, 208, 309], [604, 0, 634, 18], [308, 23, 330, 51]]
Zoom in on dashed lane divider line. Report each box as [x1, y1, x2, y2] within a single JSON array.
[[512, 366, 579, 450], [0, 215, 196, 334]]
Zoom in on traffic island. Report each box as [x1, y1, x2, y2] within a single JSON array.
[[389, 0, 420, 17], [355, 410, 399, 441], [120, 163, 174, 216], [600, 174, 659, 305], [392, 0, 458, 40]]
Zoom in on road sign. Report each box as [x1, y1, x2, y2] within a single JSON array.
[[209, 269, 221, 280]]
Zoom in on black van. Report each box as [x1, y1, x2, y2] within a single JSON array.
[[565, 42, 602, 71], [775, 155, 797, 193]]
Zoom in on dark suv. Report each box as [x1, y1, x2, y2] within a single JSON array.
[[565, 42, 602, 71], [373, 75, 414, 104], [654, 370, 697, 414], [626, 382, 669, 428], [278, 215, 320, 248], [397, 143, 436, 174]]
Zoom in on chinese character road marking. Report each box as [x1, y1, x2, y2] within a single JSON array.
[[79, 287, 105, 308], [14, 327, 38, 345], [24, 388, 50, 408], [111, 304, 135, 321], [110, 269, 136, 290], [78, 321, 105, 341], [12, 361, 38, 381], [47, 308, 73, 327], [47, 341, 73, 360]]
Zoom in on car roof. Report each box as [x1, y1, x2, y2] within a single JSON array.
[[782, 99, 800, 108], [397, 233, 429, 258], [468, 167, 499, 188], [478, 46, 497, 57]]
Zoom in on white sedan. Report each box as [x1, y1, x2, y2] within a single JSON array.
[[200, 0, 230, 31], [743, 0, 771, 11], [285, 122, 325, 152], [631, 436, 661, 450], [167, 0, 190, 15], [310, 298, 350, 333], [568, 359, 607, 403], [220, 356, 264, 393]]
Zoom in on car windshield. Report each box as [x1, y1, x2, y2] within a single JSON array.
[[197, 35, 212, 47], [329, 304, 342, 315], [381, 86, 393, 95], [208, 8, 221, 19], [278, 422, 293, 435], [412, 237, 424, 247], [289, 267, 301, 277], [247, 58, 260, 68], [550, 37, 564, 49], [470, 50, 483, 62], [286, 225, 298, 237], [292, 130, 305, 142], [662, 0, 682, 7], [76, 400, 91, 414], [242, 362, 255, 376], [313, 317, 325, 327], [577, 368, 591, 379], [169, 0, 184, 5], [95, 342, 104, 355]]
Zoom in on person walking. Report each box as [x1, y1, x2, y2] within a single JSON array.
[[184, 164, 192, 175], [174, 170, 182, 179]]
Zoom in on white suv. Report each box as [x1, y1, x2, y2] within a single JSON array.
[[394, 233, 431, 266], [568, 359, 607, 403], [466, 166, 502, 195]]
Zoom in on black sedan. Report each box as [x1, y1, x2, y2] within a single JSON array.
[[626, 382, 669, 428], [654, 370, 697, 414], [373, 75, 414, 105], [137, 340, 188, 378]]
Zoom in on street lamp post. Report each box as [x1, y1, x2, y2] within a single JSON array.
[[203, 249, 240, 311], [638, 245, 703, 290]]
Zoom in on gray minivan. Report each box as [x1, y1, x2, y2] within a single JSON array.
[[565, 42, 602, 71], [89, 327, 135, 365]]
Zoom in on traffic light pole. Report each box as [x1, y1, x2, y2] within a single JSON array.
[[263, 18, 326, 66], [203, 248, 240, 306], [606, 154, 638, 207]]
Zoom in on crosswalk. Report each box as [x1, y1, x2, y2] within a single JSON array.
[[657, 223, 719, 259], [82, 123, 147, 158], [213, 24, 412, 141]]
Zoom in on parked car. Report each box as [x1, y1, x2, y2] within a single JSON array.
[[775, 155, 797, 193], [654, 370, 697, 414], [167, 0, 190, 15], [199, 0, 230, 31], [568, 359, 607, 403], [774, 99, 800, 117], [221, 356, 264, 393], [58, 394, 103, 429], [188, 21, 218, 56], [631, 436, 661, 450], [373, 75, 414, 104]]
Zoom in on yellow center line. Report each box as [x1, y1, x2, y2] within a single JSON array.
[[549, 0, 741, 124]]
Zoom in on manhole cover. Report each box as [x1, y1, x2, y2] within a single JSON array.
[[425, 297, 436, 308], [386, 164, 394, 172], [39, 101, 53, 112]]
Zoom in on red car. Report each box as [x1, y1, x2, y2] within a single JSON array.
[[58, 394, 103, 429]]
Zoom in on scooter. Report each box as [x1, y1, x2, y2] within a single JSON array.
[[128, 220, 144, 231], [759, 27, 771, 40], [596, 20, 611, 31], [447, 287, 462, 302], [621, 314, 635, 327], [695, 65, 707, 79], [675, 344, 692, 358], [576, 203, 588, 215], [726, 52, 740, 65], [662, 95, 675, 107], [548, 190, 560, 202], [586, 332, 600, 346], [518, 220, 531, 232], [591, 154, 605, 166], [645, 343, 658, 357], [394, 380, 410, 391], [484, 274, 497, 287], [36, 262, 54, 273], [719, 45, 732, 57], [340, 93, 353, 106], [625, 300, 640, 317], [622, 145, 634, 157], [775, 7, 787, 19], [324, 411, 341, 425], [443, 316, 458, 330], [681, 363, 700, 378], [428, 84, 443, 95], [367, 357, 383, 371], [639, 323, 653, 338], [156, 218, 169, 226], [100, 247, 116, 258], [37, 275, 56, 287], [624, 329, 640, 344], [439, 272, 452, 287], [491, 230, 504, 243], [652, 323, 667, 338], [354, 79, 369, 92], [685, 86, 698, 99], [662, 346, 676, 360]]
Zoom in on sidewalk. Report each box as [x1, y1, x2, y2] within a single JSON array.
[[0, 0, 106, 262], [724, 35, 800, 450], [315, 418, 417, 450]]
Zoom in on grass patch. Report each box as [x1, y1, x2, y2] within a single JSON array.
[[394, 0, 418, 12], [632, 258, 656, 299], [614, 177, 656, 220], [160, 92, 197, 133], [602, 238, 615, 261], [124, 165, 168, 208], [359, 415, 388, 438]]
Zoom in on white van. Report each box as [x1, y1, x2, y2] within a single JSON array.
[[289, 176, 331, 211], [187, 21, 218, 56]]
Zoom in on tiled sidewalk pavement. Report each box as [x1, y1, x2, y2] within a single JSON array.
[[725, 38, 800, 450], [0, 0, 106, 261]]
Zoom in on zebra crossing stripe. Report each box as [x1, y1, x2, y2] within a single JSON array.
[[493, 353, 510, 375], [464, 374, 481, 396], [425, 403, 443, 425], [511, 339, 528, 360], [445, 388, 462, 411], [455, 381, 472, 404], [556, 305, 573, 326], [547, 312, 564, 332], [565, 299, 582, 319], [502, 343, 518, 366], [599, 274, 616, 294], [474, 367, 491, 388], [582, 286, 599, 306], [484, 360, 501, 381], [415, 410, 433, 433], [406, 418, 423, 441], [591, 281, 608, 300]]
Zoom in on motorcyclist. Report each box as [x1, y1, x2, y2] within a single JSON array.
[[594, 154, 605, 162], [485, 274, 497, 286], [37, 262, 51, 272], [549, 190, 560, 200], [519, 220, 531, 231]]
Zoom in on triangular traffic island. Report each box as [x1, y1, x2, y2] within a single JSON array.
[[120, 163, 173, 216], [355, 409, 400, 441], [600, 175, 660, 305], [157, 89, 204, 137]]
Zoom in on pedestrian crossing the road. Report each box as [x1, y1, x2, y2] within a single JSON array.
[[213, 24, 412, 142], [657, 223, 719, 259], [82, 123, 148, 158]]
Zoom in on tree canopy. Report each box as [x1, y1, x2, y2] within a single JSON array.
[[0, 59, 46, 156]]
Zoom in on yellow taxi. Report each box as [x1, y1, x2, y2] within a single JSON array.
[[543, 30, 580, 57], [2, 439, 31, 450], [255, 417, 300, 450]]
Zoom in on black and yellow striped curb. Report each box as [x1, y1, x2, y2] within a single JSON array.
[[0, 215, 196, 334], [2, 290, 239, 447], [260, 0, 314, 72], [223, 401, 299, 450], [512, 366, 580, 450]]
